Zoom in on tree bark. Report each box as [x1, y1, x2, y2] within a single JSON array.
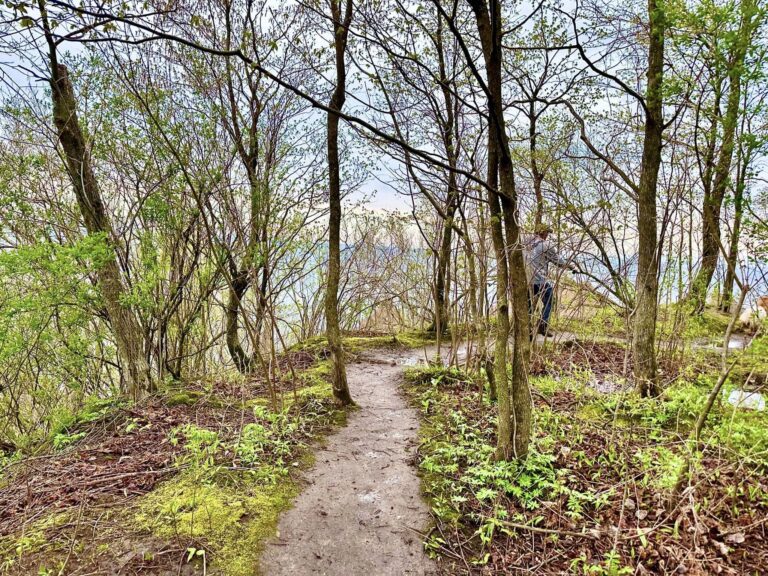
[[50, 63, 152, 398], [720, 48, 756, 313], [632, 0, 665, 397], [689, 0, 755, 313], [428, 11, 460, 337], [325, 0, 354, 405], [469, 0, 532, 459], [530, 104, 545, 228], [225, 268, 253, 373]]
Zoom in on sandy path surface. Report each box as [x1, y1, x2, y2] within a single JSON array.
[[259, 349, 436, 576]]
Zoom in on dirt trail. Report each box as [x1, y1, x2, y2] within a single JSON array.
[[259, 349, 436, 576]]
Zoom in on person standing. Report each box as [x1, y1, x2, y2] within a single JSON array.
[[527, 224, 578, 336]]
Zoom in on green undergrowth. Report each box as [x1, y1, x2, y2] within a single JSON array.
[[730, 334, 768, 386], [133, 382, 341, 576], [134, 469, 298, 576], [552, 300, 627, 338], [0, 513, 71, 572], [403, 363, 768, 573], [1, 348, 347, 576], [43, 396, 127, 452], [292, 329, 435, 355]]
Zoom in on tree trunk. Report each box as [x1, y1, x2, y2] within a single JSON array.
[[720, 75, 754, 312], [429, 13, 459, 337], [689, 0, 754, 313], [325, 0, 354, 405], [530, 105, 545, 228], [487, 140, 513, 460], [632, 0, 665, 397], [225, 269, 253, 373], [469, 0, 532, 459], [433, 211, 454, 336], [50, 63, 152, 398]]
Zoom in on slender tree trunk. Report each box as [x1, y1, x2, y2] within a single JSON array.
[[50, 63, 152, 398], [632, 0, 665, 397], [502, 190, 532, 458], [430, 12, 459, 337], [469, 0, 532, 459], [433, 191, 457, 336], [325, 0, 354, 405], [530, 106, 545, 228], [487, 138, 512, 459], [225, 269, 253, 373], [720, 93, 752, 312], [689, 0, 754, 313]]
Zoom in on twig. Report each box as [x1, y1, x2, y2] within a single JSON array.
[[499, 519, 597, 539]]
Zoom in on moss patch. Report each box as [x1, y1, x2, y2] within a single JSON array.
[[166, 390, 203, 407], [0, 512, 70, 572], [393, 330, 436, 349], [134, 470, 297, 576], [290, 331, 435, 356]]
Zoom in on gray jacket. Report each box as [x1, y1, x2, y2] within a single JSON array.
[[527, 236, 569, 285]]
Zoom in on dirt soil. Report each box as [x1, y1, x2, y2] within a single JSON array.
[[259, 349, 436, 576]]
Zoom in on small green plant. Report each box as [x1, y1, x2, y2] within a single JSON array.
[[570, 550, 632, 576], [186, 546, 206, 563], [52, 431, 86, 450], [234, 407, 298, 469], [170, 424, 221, 472]]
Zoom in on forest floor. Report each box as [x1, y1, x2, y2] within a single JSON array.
[[0, 335, 438, 576], [405, 332, 768, 575], [1, 326, 766, 575], [259, 349, 435, 575]]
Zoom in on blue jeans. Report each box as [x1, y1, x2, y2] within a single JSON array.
[[529, 281, 554, 330]]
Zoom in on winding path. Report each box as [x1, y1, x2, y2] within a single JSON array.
[[259, 349, 436, 575]]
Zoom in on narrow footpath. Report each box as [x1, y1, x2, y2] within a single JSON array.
[[259, 349, 436, 575]]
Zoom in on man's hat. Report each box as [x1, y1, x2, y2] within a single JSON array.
[[534, 223, 553, 235]]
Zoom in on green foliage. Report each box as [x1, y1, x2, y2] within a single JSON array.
[[597, 380, 707, 434], [596, 375, 768, 467], [0, 513, 69, 572], [682, 309, 733, 341], [0, 236, 119, 444], [634, 445, 687, 490], [47, 396, 126, 450], [585, 306, 626, 337], [170, 424, 221, 470], [234, 406, 299, 468], [406, 367, 571, 555], [51, 431, 86, 450], [570, 550, 632, 576]]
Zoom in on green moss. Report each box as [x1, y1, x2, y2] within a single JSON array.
[[291, 331, 435, 357], [730, 335, 768, 386], [576, 402, 606, 422], [166, 390, 203, 407], [657, 304, 734, 342], [134, 470, 298, 576], [131, 359, 350, 576], [298, 360, 332, 388], [394, 330, 436, 349], [0, 512, 69, 571]]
